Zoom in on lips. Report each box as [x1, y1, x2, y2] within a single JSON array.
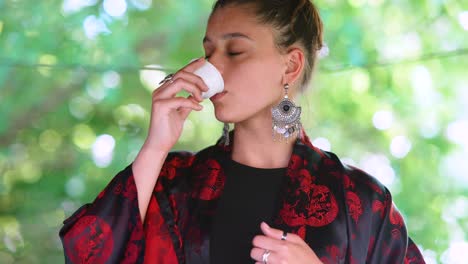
[[209, 91, 227, 101]]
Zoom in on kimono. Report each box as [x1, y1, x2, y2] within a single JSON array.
[[59, 130, 426, 263]]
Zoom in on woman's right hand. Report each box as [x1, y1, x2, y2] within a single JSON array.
[[144, 57, 209, 153]]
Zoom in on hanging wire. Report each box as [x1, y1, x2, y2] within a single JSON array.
[[0, 58, 180, 74], [321, 47, 468, 73], [0, 47, 467, 75]]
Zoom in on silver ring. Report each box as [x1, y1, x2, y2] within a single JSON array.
[[262, 249, 270, 263], [159, 73, 175, 85], [281, 230, 288, 241]]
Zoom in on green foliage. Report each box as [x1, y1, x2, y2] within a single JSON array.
[[1, 0, 467, 262]]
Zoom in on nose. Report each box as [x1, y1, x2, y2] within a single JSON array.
[[206, 54, 224, 76]]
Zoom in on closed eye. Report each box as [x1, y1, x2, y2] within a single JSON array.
[[205, 52, 243, 59]]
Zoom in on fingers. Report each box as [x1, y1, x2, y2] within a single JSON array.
[[260, 222, 302, 245], [250, 247, 279, 263], [155, 78, 202, 101], [178, 96, 202, 119], [171, 69, 209, 94], [252, 234, 285, 253], [251, 222, 321, 263], [181, 57, 206, 72], [175, 70, 209, 91], [155, 57, 209, 102], [254, 222, 288, 250], [154, 97, 203, 113]]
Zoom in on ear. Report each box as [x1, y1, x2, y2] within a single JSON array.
[[282, 47, 305, 87]]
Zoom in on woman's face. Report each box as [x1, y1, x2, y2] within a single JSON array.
[[204, 5, 286, 124]]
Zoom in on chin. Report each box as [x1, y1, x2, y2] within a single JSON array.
[[212, 104, 238, 123], [213, 107, 231, 123]]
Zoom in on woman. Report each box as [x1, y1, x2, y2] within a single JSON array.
[[60, 0, 426, 263]]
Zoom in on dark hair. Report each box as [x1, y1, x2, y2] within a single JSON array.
[[211, 0, 324, 93]]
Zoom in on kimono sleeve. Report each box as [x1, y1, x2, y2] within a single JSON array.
[[366, 188, 425, 263], [59, 165, 145, 264]]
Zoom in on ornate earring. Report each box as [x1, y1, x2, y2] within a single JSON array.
[[271, 83, 302, 141], [222, 122, 230, 146]]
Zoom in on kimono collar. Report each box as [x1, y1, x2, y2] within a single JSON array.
[[209, 127, 332, 238], [213, 127, 326, 161]]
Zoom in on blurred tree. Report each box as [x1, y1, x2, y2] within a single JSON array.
[[0, 0, 467, 263]]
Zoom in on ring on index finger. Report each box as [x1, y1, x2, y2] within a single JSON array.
[[159, 73, 175, 85]]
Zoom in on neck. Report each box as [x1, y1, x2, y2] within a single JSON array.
[[230, 113, 297, 169]]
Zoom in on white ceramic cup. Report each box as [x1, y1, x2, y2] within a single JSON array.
[[192, 60, 224, 99]]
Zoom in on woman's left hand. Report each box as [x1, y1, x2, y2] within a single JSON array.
[[250, 222, 323, 264]]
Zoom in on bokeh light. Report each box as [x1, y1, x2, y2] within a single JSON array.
[[69, 96, 95, 120], [445, 119, 468, 148], [440, 150, 468, 188], [102, 71, 121, 88], [379, 32, 422, 60], [317, 43, 329, 59], [113, 104, 146, 133], [441, 241, 468, 264], [19, 162, 42, 184], [103, 0, 127, 18], [351, 68, 370, 93], [458, 11, 468, 31], [340, 157, 357, 167], [1, 218, 24, 253], [411, 65, 440, 108], [419, 112, 440, 139], [62, 0, 97, 15], [83, 15, 110, 39], [92, 134, 116, 168], [37, 54, 57, 76], [65, 176, 86, 198], [86, 82, 108, 101], [39, 130, 63, 152], [130, 0, 152, 11], [72, 124, 96, 150], [373, 110, 394, 130], [390, 135, 412, 159], [360, 154, 396, 187], [312, 137, 331, 151]]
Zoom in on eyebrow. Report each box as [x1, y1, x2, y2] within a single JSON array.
[[203, 32, 253, 43]]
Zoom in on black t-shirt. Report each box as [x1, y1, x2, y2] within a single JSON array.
[[210, 157, 287, 263]]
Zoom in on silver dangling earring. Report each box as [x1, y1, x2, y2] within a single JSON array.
[[271, 83, 302, 141], [222, 122, 230, 146]]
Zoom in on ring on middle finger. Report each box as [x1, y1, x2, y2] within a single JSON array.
[[262, 249, 271, 263]]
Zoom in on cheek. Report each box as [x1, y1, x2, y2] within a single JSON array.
[[225, 58, 282, 93]]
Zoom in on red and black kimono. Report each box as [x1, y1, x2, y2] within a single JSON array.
[[59, 130, 426, 263]]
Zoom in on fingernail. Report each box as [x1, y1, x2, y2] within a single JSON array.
[[262, 222, 270, 228]]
